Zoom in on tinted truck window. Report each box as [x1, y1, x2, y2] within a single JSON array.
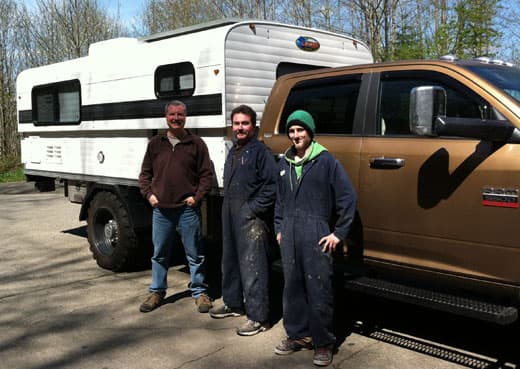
[[280, 75, 362, 135], [379, 70, 492, 136]]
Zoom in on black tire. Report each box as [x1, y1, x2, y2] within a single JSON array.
[[87, 191, 137, 271]]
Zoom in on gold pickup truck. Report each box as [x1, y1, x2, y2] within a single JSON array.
[[259, 58, 520, 325]]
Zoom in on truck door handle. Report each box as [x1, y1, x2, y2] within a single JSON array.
[[369, 157, 405, 169]]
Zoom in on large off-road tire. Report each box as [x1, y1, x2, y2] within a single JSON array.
[[87, 191, 137, 271]]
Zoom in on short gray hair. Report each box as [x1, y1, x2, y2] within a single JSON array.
[[165, 100, 187, 114]]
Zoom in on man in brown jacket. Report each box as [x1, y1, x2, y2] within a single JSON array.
[[138, 100, 213, 313]]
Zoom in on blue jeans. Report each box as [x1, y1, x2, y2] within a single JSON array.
[[150, 206, 207, 298]]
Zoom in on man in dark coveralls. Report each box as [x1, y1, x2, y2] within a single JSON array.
[[273, 110, 357, 366], [209, 104, 277, 336]]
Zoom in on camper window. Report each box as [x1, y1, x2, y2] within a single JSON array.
[[276, 62, 326, 79], [32, 79, 81, 125], [155, 62, 195, 98]]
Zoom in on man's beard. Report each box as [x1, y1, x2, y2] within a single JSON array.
[[233, 131, 250, 145]]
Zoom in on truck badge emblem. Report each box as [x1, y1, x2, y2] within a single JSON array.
[[482, 187, 519, 208]]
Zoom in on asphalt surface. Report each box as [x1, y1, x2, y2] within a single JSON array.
[[0, 181, 517, 369]]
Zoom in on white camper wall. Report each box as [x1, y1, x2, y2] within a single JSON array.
[[224, 22, 373, 125], [17, 20, 372, 188], [20, 135, 149, 185], [17, 24, 233, 184], [17, 27, 231, 134]]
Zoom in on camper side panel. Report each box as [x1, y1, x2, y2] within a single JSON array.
[[17, 30, 230, 184], [224, 23, 373, 124]]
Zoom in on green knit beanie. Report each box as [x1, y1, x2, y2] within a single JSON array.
[[286, 110, 316, 138]]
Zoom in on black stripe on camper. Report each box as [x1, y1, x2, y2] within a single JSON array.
[[18, 94, 222, 124]]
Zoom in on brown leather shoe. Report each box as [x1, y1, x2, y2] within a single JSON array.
[[195, 293, 213, 313], [139, 292, 163, 313]]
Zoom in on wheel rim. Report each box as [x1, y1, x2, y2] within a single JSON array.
[[92, 208, 119, 256]]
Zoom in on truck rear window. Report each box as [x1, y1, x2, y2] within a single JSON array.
[[279, 74, 362, 135]]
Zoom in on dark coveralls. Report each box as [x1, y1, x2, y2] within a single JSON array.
[[274, 149, 357, 347], [221, 137, 277, 323]]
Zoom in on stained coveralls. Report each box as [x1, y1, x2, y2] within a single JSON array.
[[274, 141, 357, 347], [221, 137, 278, 323]]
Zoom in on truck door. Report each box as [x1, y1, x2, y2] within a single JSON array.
[[358, 68, 520, 283]]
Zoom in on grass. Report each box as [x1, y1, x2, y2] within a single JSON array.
[[0, 156, 25, 183]]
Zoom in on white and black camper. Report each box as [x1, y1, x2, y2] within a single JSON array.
[[16, 19, 373, 270]]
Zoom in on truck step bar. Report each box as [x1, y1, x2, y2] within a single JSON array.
[[344, 276, 518, 325]]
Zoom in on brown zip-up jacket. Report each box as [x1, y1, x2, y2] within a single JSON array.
[[138, 130, 213, 208]]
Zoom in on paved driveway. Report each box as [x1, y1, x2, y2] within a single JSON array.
[[0, 182, 516, 369]]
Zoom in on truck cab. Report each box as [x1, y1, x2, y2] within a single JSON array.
[[260, 58, 520, 325]]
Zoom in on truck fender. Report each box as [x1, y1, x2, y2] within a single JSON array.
[[79, 184, 151, 229]]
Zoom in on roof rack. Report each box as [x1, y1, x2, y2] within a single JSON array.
[[473, 56, 515, 67]]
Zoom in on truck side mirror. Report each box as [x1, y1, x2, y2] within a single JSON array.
[[409, 86, 446, 136], [410, 85, 520, 142]]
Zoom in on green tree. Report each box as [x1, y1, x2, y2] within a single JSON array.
[[451, 0, 501, 58], [393, 23, 427, 60], [0, 0, 20, 160]]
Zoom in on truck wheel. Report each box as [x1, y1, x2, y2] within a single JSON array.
[[87, 191, 137, 271]]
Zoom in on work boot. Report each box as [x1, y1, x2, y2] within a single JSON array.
[[274, 336, 313, 355], [236, 319, 269, 336], [195, 293, 213, 313], [139, 292, 164, 313], [313, 345, 334, 366], [209, 304, 244, 319]]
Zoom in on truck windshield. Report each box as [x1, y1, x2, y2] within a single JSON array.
[[465, 64, 520, 103]]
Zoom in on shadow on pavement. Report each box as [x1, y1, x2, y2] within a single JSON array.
[[164, 289, 192, 305], [0, 182, 38, 194], [62, 225, 87, 238]]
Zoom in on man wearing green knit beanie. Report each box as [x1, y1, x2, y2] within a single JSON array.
[[286, 109, 316, 139], [274, 109, 357, 367]]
